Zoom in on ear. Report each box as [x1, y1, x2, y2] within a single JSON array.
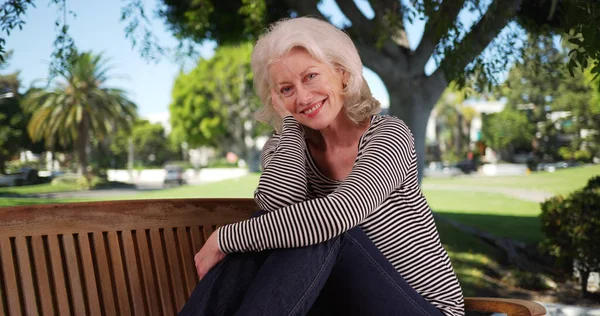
[[339, 68, 350, 88]]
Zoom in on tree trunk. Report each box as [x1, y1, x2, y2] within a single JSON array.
[[76, 115, 90, 176], [580, 270, 590, 297], [386, 75, 447, 182]]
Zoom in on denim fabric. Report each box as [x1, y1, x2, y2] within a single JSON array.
[[179, 211, 443, 316]]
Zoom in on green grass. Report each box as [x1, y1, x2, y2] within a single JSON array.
[[0, 197, 91, 207], [424, 189, 543, 243], [129, 173, 261, 199], [423, 164, 600, 195], [0, 182, 81, 195], [436, 220, 504, 297]]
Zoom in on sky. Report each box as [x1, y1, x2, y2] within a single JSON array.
[[4, 0, 483, 127]]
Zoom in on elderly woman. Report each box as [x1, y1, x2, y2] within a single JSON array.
[[180, 17, 464, 316]]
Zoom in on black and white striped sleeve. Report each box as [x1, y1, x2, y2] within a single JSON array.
[[218, 119, 417, 253], [254, 116, 309, 212]]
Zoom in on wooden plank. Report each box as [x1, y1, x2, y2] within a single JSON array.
[[189, 226, 204, 255], [92, 232, 116, 316], [163, 228, 186, 310], [202, 225, 215, 241], [62, 234, 86, 315], [177, 227, 198, 296], [464, 297, 546, 315], [14, 237, 39, 316], [136, 229, 161, 315], [0, 283, 5, 316], [149, 229, 174, 315], [106, 231, 132, 315], [77, 233, 102, 316], [0, 199, 257, 237], [47, 235, 71, 316], [31, 236, 54, 315], [0, 238, 22, 316], [121, 230, 147, 316]]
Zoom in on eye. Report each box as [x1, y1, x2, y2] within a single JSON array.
[[280, 86, 293, 95], [305, 73, 318, 81]]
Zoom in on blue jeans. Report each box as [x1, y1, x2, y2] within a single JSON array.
[[179, 211, 443, 316]]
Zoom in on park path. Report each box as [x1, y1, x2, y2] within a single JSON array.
[[422, 183, 555, 203]]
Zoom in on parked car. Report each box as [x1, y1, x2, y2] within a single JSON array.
[[0, 168, 39, 187], [163, 166, 186, 187], [424, 162, 463, 178]]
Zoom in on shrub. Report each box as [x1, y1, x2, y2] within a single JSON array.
[[586, 176, 600, 191], [540, 187, 600, 297], [574, 150, 592, 163]]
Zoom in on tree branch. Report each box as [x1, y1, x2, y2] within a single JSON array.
[[411, 0, 467, 74], [283, 0, 327, 20], [433, 0, 522, 80], [370, 0, 403, 23], [334, 0, 376, 43]]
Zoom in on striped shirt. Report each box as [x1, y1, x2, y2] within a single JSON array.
[[218, 115, 465, 315]]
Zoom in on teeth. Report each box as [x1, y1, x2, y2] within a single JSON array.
[[305, 101, 323, 114]]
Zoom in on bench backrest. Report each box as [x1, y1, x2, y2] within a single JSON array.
[[0, 198, 257, 316]]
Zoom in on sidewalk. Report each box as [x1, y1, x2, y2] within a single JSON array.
[[422, 183, 554, 203]]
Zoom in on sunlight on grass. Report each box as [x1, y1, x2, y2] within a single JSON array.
[[0, 182, 80, 195], [424, 189, 543, 243], [423, 164, 600, 195]]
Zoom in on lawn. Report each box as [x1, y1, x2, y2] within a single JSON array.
[[423, 189, 543, 243], [0, 182, 81, 195], [423, 164, 600, 195]]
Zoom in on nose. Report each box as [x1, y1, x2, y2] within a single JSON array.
[[296, 85, 313, 106]]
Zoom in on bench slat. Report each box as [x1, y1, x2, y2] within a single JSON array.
[[47, 235, 72, 316], [0, 238, 23, 316], [150, 228, 175, 315], [15, 236, 39, 316], [31, 236, 55, 315], [136, 229, 162, 315], [177, 227, 197, 297], [164, 228, 187, 309], [121, 230, 147, 315], [190, 226, 204, 255], [92, 232, 117, 316], [78, 232, 102, 316], [62, 234, 87, 315], [107, 231, 132, 315]]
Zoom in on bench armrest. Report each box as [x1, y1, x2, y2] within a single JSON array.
[[464, 297, 546, 315]]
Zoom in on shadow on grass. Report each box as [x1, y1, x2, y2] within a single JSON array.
[[435, 210, 543, 244], [435, 212, 547, 299]]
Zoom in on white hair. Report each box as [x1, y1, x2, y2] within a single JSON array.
[[251, 17, 381, 132]]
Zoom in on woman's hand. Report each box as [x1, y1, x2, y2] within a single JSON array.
[[271, 89, 292, 118], [194, 230, 226, 281]]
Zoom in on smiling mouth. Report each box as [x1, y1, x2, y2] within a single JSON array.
[[302, 98, 326, 115]]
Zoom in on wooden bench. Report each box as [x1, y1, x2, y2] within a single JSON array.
[[0, 199, 546, 315]]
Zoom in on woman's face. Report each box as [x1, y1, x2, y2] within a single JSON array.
[[269, 48, 347, 130]]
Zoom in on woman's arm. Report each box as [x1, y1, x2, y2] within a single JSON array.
[[219, 118, 416, 253], [254, 115, 309, 212]]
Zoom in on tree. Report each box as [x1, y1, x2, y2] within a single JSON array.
[[109, 119, 178, 168], [170, 43, 269, 171], [157, 0, 600, 179], [433, 83, 478, 163], [24, 51, 137, 175], [2, 0, 599, 179], [481, 107, 533, 161], [0, 71, 26, 174]]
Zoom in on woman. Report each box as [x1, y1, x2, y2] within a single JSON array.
[[180, 17, 465, 316]]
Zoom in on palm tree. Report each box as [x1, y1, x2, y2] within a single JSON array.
[[25, 51, 137, 175]]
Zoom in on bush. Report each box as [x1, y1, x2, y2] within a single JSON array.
[[586, 176, 600, 191], [574, 150, 592, 163], [540, 186, 600, 297]]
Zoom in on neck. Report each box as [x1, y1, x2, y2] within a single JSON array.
[[310, 109, 371, 151]]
